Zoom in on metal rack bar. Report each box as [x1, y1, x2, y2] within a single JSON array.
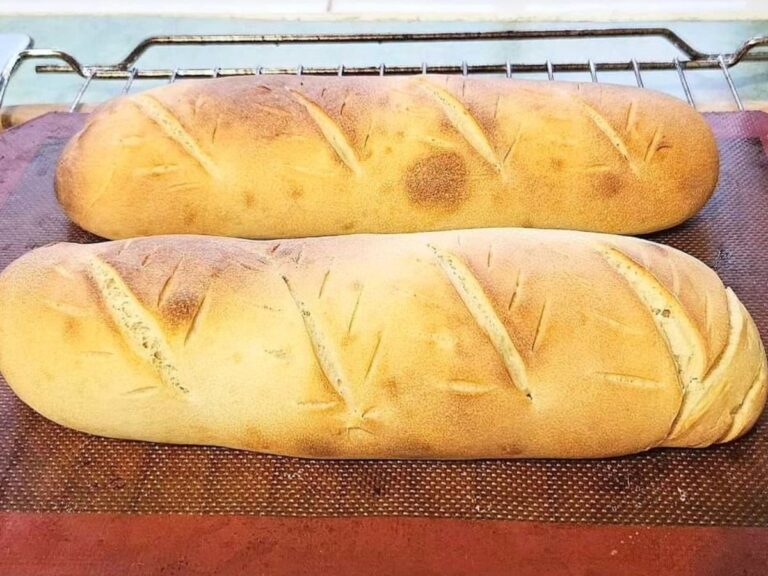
[[69, 70, 94, 111], [26, 29, 768, 78], [22, 55, 768, 81], [631, 59, 644, 88], [1, 28, 766, 112], [121, 67, 138, 94], [674, 57, 695, 106], [0, 48, 82, 106], [44, 28, 716, 74], [545, 60, 555, 81], [718, 54, 744, 111], [588, 60, 597, 82]]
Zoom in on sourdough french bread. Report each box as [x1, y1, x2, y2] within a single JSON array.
[[0, 230, 763, 459], [55, 76, 719, 239]]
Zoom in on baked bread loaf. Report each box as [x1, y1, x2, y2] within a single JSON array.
[[0, 230, 764, 459], [55, 76, 718, 239]]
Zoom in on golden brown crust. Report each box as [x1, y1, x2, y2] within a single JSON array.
[[55, 76, 719, 239], [0, 229, 762, 459]]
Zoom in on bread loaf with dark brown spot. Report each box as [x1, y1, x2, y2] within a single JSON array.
[[55, 76, 719, 239]]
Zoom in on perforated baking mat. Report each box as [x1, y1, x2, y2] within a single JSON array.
[[0, 111, 766, 525]]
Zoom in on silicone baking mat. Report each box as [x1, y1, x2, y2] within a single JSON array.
[[0, 112, 766, 525]]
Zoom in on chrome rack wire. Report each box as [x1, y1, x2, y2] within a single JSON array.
[[2, 27, 768, 112]]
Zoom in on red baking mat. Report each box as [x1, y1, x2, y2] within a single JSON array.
[[2, 514, 768, 576], [0, 111, 767, 526]]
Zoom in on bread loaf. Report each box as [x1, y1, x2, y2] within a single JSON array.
[[55, 76, 718, 240], [0, 230, 763, 459]]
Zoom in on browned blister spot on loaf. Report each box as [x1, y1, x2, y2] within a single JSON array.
[[63, 317, 79, 336], [405, 152, 468, 211], [594, 171, 622, 198], [162, 290, 202, 326], [237, 426, 269, 453], [500, 443, 524, 457], [249, 104, 291, 135], [182, 209, 197, 226], [380, 377, 399, 399], [294, 436, 340, 459], [550, 157, 565, 171]]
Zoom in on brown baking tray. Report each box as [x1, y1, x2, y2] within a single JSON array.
[[0, 111, 767, 526]]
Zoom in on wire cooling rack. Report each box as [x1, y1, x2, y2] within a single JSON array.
[[1, 27, 768, 113]]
